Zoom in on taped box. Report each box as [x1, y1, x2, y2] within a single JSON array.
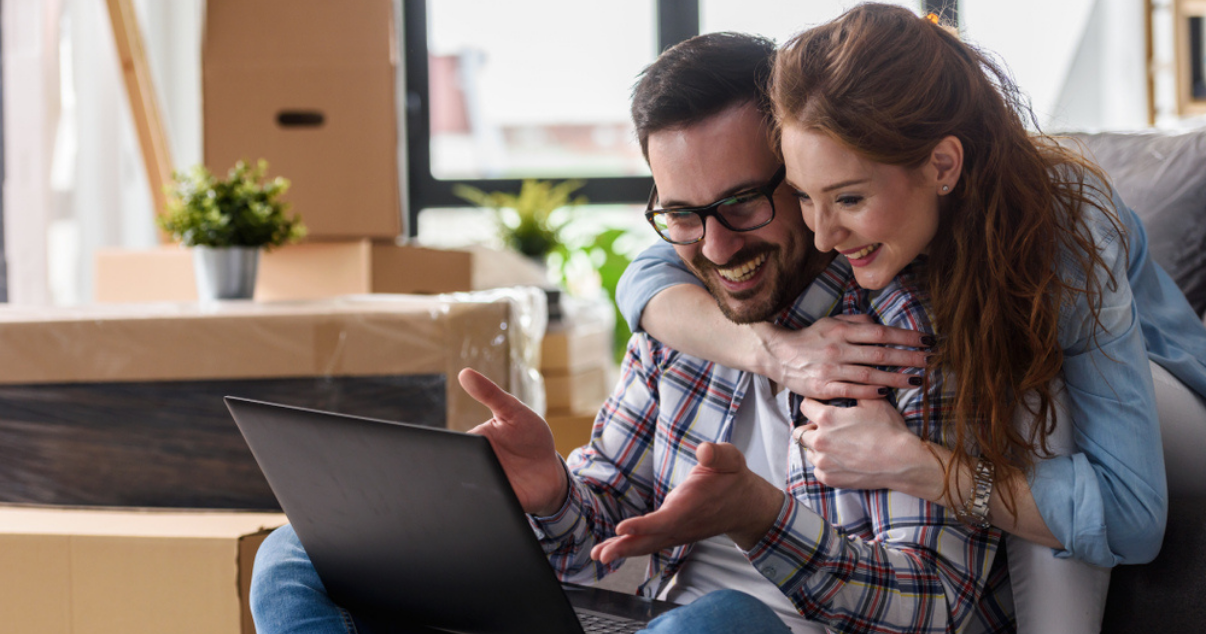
[[540, 322, 611, 373], [547, 411, 597, 459], [0, 293, 541, 510], [544, 366, 610, 416], [0, 505, 286, 634], [95, 242, 472, 303]]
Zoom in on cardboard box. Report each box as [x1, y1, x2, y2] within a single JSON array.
[[0, 505, 285, 634], [203, 0, 402, 238], [544, 366, 610, 415], [547, 412, 596, 459], [541, 323, 611, 373], [0, 296, 528, 508], [94, 242, 473, 303]]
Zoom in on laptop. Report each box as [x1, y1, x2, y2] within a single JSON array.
[[225, 396, 676, 634]]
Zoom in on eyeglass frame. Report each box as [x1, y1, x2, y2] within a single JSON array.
[[643, 165, 787, 245]]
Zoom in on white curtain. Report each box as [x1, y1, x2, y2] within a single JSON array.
[[2, 0, 201, 306], [960, 0, 1149, 132]]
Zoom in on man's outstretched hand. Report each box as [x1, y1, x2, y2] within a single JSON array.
[[458, 368, 568, 516], [589, 442, 784, 564]]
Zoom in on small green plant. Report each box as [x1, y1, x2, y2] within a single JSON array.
[[159, 159, 306, 249], [452, 179, 587, 260], [453, 179, 640, 363]]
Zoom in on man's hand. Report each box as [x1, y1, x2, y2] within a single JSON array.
[[753, 314, 931, 400], [796, 398, 940, 499], [458, 368, 568, 516], [589, 442, 783, 564]]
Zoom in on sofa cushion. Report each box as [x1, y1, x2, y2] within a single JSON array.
[[1062, 130, 1206, 316], [1100, 495, 1206, 633]]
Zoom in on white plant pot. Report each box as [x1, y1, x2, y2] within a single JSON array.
[[192, 246, 260, 300]]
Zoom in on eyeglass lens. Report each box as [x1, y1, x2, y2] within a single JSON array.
[[650, 191, 773, 243]]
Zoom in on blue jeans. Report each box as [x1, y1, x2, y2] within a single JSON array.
[[251, 525, 793, 634]]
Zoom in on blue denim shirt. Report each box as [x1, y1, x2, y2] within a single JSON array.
[[615, 190, 1206, 568]]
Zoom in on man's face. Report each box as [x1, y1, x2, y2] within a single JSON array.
[[646, 103, 812, 323]]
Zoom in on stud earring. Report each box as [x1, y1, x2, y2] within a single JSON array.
[[941, 185, 950, 193]]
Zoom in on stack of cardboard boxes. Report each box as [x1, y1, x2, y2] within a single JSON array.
[[0, 293, 531, 634], [97, 0, 474, 302], [10, 3, 536, 631], [541, 311, 615, 459]]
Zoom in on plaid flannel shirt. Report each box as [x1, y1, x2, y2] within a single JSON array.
[[531, 258, 1013, 634]]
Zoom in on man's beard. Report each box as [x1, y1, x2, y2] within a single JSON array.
[[688, 244, 809, 324]]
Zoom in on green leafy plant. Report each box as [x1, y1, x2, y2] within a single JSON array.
[[452, 179, 587, 259], [158, 159, 306, 249], [453, 179, 639, 363]]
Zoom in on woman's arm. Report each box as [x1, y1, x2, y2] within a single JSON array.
[[616, 242, 931, 398], [798, 196, 1167, 565]]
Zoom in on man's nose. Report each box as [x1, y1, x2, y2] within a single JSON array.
[[700, 215, 744, 266]]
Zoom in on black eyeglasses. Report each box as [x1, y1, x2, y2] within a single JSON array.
[[644, 166, 785, 245]]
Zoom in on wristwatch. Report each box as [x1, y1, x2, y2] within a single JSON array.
[[956, 457, 994, 530]]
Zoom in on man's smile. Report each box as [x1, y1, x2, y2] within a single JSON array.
[[717, 252, 769, 283]]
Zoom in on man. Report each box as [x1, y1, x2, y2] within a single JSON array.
[[250, 33, 1009, 634]]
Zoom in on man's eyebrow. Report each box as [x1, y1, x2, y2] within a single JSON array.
[[657, 178, 766, 209]]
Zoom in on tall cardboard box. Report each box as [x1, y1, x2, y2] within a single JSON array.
[[0, 505, 286, 634], [203, 0, 402, 238]]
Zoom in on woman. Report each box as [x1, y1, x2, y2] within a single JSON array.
[[617, 3, 1206, 631]]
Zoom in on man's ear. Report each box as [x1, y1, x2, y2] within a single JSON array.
[[931, 135, 963, 194]]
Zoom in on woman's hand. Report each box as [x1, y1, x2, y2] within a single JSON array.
[[796, 397, 942, 497], [753, 314, 932, 400]]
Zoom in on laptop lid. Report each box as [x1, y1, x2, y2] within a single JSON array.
[[226, 396, 656, 634]]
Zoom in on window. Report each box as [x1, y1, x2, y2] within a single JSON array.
[[405, 0, 699, 235], [702, 0, 924, 46]]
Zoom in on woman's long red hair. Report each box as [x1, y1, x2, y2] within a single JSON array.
[[771, 4, 1123, 515]]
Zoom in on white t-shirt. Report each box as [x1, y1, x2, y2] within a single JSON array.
[[659, 375, 824, 634]]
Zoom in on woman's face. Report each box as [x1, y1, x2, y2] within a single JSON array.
[[780, 125, 944, 290]]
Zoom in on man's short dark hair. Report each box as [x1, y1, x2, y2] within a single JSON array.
[[631, 32, 776, 159]]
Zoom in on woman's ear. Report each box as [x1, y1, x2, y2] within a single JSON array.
[[931, 135, 963, 194]]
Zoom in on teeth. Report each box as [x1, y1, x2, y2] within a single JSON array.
[[718, 253, 768, 282], [848, 244, 880, 260]]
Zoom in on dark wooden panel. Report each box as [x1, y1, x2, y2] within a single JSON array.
[[0, 374, 445, 510]]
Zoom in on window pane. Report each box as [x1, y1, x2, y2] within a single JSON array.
[[427, 0, 656, 180], [701, 0, 921, 45]]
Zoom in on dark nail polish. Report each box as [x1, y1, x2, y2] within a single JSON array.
[[921, 335, 937, 347], [909, 376, 923, 386], [878, 387, 890, 395]]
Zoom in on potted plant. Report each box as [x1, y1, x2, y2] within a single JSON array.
[[452, 178, 587, 265], [158, 159, 306, 300]]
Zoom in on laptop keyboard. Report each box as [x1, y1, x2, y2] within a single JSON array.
[[575, 608, 648, 633]]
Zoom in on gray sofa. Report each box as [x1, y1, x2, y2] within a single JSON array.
[[1068, 129, 1206, 633]]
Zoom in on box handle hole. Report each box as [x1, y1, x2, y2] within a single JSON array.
[[277, 111, 325, 128]]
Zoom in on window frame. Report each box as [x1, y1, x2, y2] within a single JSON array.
[[401, 0, 697, 236]]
